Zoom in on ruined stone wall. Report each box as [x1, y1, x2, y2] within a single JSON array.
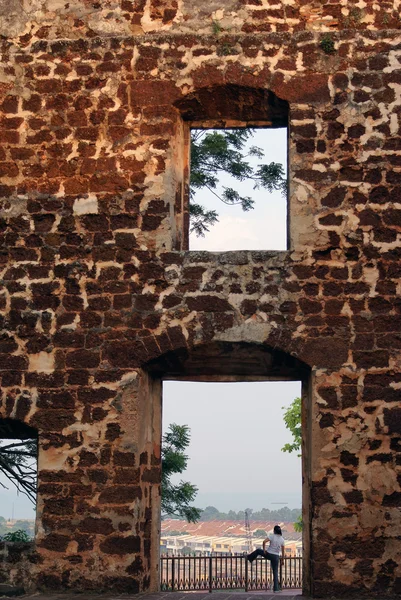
[[0, 541, 36, 592], [0, 0, 401, 596]]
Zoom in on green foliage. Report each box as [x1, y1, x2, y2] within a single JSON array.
[[188, 203, 219, 239], [1, 529, 31, 543], [162, 424, 201, 523], [294, 514, 303, 533], [349, 7, 364, 23], [190, 129, 287, 236], [281, 397, 302, 457], [320, 34, 335, 55], [254, 529, 268, 538], [342, 8, 364, 28], [211, 20, 222, 35], [200, 505, 221, 520], [198, 505, 301, 522], [217, 42, 238, 57]]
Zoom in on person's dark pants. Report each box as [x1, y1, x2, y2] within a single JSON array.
[[247, 549, 280, 591]]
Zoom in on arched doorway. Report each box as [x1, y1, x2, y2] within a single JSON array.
[[140, 341, 312, 594]]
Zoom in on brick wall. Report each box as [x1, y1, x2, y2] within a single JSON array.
[[0, 0, 401, 595]]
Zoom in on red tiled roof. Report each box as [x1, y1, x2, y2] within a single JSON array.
[[161, 519, 296, 536]]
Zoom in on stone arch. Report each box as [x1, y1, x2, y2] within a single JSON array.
[[0, 418, 37, 441], [137, 337, 313, 594], [174, 84, 289, 126], [145, 339, 309, 379]]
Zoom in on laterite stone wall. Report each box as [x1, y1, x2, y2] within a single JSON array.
[[0, 0, 401, 596]]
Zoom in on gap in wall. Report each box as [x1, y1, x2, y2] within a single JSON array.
[[189, 128, 288, 252], [161, 380, 302, 552], [0, 420, 37, 538]]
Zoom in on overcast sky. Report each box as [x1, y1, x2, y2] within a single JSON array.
[[163, 381, 302, 512], [0, 129, 295, 520], [0, 471, 35, 520]]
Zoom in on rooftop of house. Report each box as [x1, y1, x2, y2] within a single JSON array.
[[161, 519, 297, 537]]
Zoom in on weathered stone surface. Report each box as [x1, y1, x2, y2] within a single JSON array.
[[0, 583, 25, 597], [99, 536, 141, 556], [99, 486, 143, 504], [0, 0, 400, 596]]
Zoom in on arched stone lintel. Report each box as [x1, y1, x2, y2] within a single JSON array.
[[174, 84, 289, 126], [143, 322, 310, 381], [0, 417, 38, 440]]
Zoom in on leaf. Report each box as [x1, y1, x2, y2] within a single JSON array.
[[1, 529, 31, 543], [161, 424, 201, 523], [189, 203, 219, 237], [190, 129, 287, 236], [281, 397, 301, 457], [294, 515, 303, 532]]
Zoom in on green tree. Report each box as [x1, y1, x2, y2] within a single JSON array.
[[1, 530, 31, 543], [161, 424, 201, 523], [0, 439, 37, 503], [200, 506, 220, 521], [281, 397, 302, 531], [190, 129, 287, 237], [294, 515, 303, 533], [254, 529, 267, 538], [281, 397, 302, 457], [195, 506, 302, 522]]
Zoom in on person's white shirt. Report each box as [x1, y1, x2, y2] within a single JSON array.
[[267, 533, 285, 555]]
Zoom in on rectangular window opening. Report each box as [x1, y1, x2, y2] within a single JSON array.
[[188, 126, 288, 252], [160, 380, 303, 592], [0, 421, 37, 544]]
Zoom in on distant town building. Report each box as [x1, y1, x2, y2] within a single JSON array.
[[160, 520, 302, 557]]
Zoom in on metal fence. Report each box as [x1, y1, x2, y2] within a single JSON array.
[[160, 554, 302, 592]]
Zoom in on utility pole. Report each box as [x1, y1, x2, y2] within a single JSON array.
[[244, 510, 252, 553]]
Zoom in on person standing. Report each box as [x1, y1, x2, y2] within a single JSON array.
[[247, 525, 285, 592]]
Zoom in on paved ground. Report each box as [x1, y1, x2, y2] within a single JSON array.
[[138, 592, 303, 599], [21, 592, 303, 600]]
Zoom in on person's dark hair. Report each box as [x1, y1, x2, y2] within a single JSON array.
[[273, 525, 282, 535]]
